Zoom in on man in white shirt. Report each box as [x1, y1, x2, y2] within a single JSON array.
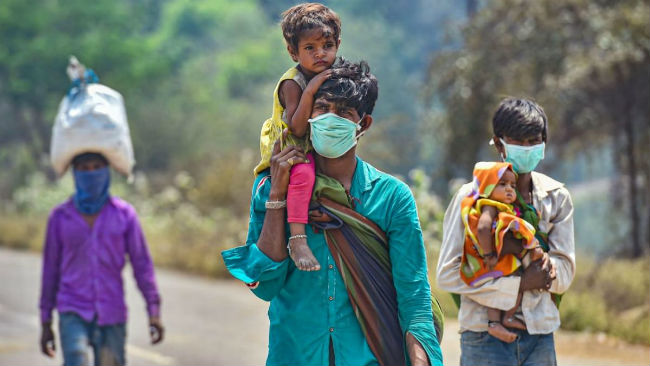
[[437, 98, 575, 366]]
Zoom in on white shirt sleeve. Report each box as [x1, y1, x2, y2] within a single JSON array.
[[546, 187, 576, 294]]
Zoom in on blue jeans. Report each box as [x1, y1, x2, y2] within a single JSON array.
[[59, 312, 126, 366], [460, 329, 556, 366]]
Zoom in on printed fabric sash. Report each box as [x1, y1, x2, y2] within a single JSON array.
[[460, 162, 538, 287], [310, 174, 444, 366], [450, 164, 562, 308]]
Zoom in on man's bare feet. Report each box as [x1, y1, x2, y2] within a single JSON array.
[[502, 315, 527, 330], [289, 237, 321, 271], [488, 322, 517, 343]]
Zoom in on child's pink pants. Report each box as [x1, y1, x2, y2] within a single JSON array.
[[287, 152, 315, 224]]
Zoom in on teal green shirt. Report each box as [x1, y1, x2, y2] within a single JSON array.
[[222, 158, 443, 366]]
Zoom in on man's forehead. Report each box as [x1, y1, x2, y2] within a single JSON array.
[[502, 132, 543, 142], [314, 98, 356, 114]]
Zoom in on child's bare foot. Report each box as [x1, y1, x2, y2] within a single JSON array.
[[502, 315, 527, 330], [488, 322, 517, 343], [289, 237, 320, 271]]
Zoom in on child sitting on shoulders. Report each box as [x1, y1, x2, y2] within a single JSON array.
[[254, 3, 341, 271], [460, 161, 544, 343]]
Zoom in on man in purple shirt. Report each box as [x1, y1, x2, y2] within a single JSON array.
[[39, 152, 164, 365]]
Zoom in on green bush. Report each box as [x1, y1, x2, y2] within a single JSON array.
[[560, 255, 650, 345], [610, 305, 650, 345], [591, 258, 650, 312], [559, 291, 609, 332], [1, 157, 252, 278], [0, 213, 45, 251], [2, 168, 648, 346]]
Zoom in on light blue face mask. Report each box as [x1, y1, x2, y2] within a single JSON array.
[[500, 138, 545, 174], [309, 112, 363, 159]]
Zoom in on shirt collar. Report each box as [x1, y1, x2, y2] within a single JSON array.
[[62, 195, 114, 216], [531, 171, 564, 199], [352, 156, 381, 193]]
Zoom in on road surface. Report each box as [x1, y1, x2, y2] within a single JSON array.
[[1, 248, 648, 365]]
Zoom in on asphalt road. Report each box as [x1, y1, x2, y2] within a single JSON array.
[[1, 247, 648, 365], [0, 247, 269, 365]]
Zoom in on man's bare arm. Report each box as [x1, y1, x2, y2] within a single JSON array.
[[406, 332, 429, 366], [255, 138, 307, 261]]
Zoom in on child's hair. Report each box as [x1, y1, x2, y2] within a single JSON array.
[[280, 3, 341, 52], [492, 98, 547, 142], [314, 58, 378, 117]]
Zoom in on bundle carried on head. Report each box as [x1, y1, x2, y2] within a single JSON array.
[[50, 56, 135, 177]]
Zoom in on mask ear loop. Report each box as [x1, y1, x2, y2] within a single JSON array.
[[499, 138, 509, 161], [356, 113, 367, 139], [490, 137, 507, 161]]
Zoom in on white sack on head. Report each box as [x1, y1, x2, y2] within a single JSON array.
[[50, 83, 135, 177]]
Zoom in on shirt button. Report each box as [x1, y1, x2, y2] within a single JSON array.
[[329, 296, 334, 301], [328, 264, 334, 269], [329, 327, 334, 332]]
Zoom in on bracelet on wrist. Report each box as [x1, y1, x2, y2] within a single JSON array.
[[265, 200, 287, 209], [288, 234, 307, 241]]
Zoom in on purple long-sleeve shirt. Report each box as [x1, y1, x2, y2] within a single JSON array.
[[39, 196, 160, 325]]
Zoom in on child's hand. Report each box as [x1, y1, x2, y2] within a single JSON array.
[[304, 69, 333, 96], [269, 132, 307, 199], [483, 252, 498, 269], [485, 255, 498, 269]]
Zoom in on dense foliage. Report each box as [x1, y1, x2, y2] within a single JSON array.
[[1, 0, 648, 344], [425, 0, 650, 256]]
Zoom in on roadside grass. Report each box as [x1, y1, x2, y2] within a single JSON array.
[[560, 255, 650, 345], [427, 250, 650, 345], [1, 167, 647, 345]]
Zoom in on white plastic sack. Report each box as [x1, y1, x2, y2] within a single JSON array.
[[50, 83, 135, 177]]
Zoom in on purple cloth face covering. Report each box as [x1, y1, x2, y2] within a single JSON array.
[[73, 167, 110, 215]]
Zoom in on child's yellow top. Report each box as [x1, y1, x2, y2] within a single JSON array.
[[254, 67, 311, 175]]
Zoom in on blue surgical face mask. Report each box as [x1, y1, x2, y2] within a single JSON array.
[[499, 138, 545, 174], [73, 167, 111, 215], [309, 112, 363, 159]]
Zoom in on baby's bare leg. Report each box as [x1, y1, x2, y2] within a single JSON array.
[[289, 223, 320, 271], [502, 292, 527, 330], [487, 308, 517, 343]]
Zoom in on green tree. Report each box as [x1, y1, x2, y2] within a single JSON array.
[[0, 0, 163, 195], [425, 0, 650, 256], [0, 0, 287, 194]]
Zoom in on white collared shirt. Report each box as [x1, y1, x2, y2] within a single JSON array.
[[436, 171, 576, 334]]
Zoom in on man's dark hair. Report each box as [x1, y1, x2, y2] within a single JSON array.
[[72, 152, 108, 168], [492, 98, 548, 141], [314, 58, 379, 116], [281, 3, 341, 52]]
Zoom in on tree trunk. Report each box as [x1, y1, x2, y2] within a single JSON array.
[[624, 112, 641, 257], [616, 65, 642, 257], [645, 189, 650, 254], [467, 0, 478, 17]]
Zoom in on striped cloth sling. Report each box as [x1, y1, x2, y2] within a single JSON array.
[[309, 174, 444, 366]]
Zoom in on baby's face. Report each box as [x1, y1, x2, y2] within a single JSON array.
[[290, 28, 339, 77], [489, 169, 517, 204]]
